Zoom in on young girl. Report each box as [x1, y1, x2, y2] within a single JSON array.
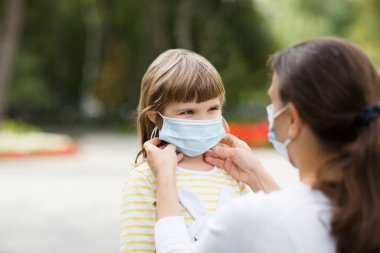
[[120, 49, 247, 253]]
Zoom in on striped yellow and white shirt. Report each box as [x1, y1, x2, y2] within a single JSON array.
[[120, 163, 247, 253]]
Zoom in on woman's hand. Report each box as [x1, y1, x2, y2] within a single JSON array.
[[205, 134, 280, 192], [205, 135, 254, 184]]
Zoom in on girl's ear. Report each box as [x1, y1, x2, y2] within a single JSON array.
[[147, 111, 157, 124]]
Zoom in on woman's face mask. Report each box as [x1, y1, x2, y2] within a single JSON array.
[[266, 104, 292, 162], [151, 112, 226, 157]]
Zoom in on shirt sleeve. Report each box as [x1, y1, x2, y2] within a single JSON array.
[[154, 216, 192, 253], [239, 182, 252, 195], [154, 201, 246, 253], [154, 193, 273, 253], [120, 169, 157, 253]]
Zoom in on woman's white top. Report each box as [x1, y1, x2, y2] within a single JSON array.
[[155, 183, 336, 253]]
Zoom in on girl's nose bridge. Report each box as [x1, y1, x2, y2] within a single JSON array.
[[195, 110, 215, 120], [197, 113, 209, 120]]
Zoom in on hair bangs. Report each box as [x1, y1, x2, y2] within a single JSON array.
[[161, 58, 225, 105]]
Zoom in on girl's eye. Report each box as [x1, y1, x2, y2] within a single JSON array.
[[180, 110, 193, 115], [208, 107, 220, 112]]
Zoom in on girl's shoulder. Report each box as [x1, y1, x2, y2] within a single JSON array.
[[213, 166, 231, 177], [132, 162, 151, 172], [214, 167, 241, 183], [128, 162, 155, 179], [213, 167, 248, 193]]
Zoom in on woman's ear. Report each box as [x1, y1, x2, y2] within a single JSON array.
[[288, 103, 302, 139], [147, 111, 157, 124]]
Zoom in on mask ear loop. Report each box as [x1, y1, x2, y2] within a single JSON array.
[[150, 112, 164, 139], [222, 117, 229, 133], [150, 126, 159, 139], [283, 137, 293, 147]]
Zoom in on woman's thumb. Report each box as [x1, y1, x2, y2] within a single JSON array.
[[212, 146, 237, 159]]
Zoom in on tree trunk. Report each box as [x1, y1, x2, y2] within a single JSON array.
[[79, 0, 103, 118], [175, 0, 193, 49], [150, 0, 169, 51], [0, 0, 24, 122], [80, 1, 103, 117]]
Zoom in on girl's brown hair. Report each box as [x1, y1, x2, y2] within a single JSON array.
[[135, 49, 225, 164], [271, 37, 380, 252]]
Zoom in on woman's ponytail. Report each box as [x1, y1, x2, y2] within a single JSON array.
[[317, 118, 380, 253]]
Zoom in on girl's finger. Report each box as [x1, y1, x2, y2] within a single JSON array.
[[144, 138, 160, 148], [151, 137, 161, 145], [177, 152, 184, 163], [159, 144, 168, 150], [165, 144, 177, 152], [143, 140, 154, 151]]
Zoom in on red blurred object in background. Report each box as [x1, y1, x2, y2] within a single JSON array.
[[228, 122, 269, 147]]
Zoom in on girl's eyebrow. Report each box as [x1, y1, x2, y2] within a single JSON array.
[[174, 103, 220, 112], [175, 107, 195, 112]]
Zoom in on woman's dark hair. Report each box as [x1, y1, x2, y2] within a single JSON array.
[[271, 37, 380, 253]]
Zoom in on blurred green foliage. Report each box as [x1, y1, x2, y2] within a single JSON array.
[[3, 0, 380, 125], [5, 0, 274, 124], [0, 120, 40, 133], [254, 0, 380, 66]]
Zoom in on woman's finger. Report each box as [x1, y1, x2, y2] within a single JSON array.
[[204, 156, 225, 168], [219, 134, 238, 146], [212, 143, 229, 149], [205, 149, 222, 160], [210, 146, 237, 159], [220, 134, 250, 149]]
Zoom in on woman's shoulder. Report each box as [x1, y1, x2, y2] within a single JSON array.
[[206, 183, 335, 253], [263, 182, 331, 210], [219, 183, 331, 225]]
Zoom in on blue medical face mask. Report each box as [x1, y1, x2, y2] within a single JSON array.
[[266, 104, 292, 162], [151, 113, 226, 157]]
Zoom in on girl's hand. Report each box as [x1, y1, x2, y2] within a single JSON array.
[[205, 134, 280, 192], [143, 138, 183, 219], [143, 138, 184, 181]]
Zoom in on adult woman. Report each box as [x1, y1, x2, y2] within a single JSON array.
[[144, 37, 380, 253]]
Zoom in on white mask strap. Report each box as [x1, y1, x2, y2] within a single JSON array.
[[283, 137, 292, 147], [150, 126, 159, 139], [273, 104, 289, 119]]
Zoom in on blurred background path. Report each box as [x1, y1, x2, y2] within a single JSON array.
[[0, 133, 298, 253]]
